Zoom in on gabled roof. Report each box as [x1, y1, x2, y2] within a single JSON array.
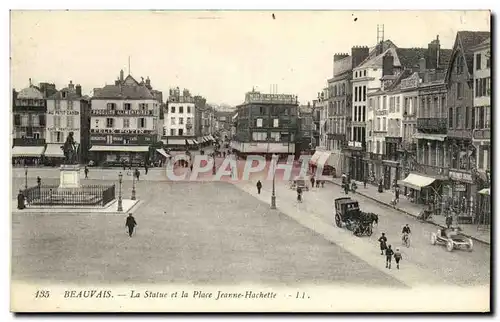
[[17, 86, 44, 99], [49, 87, 82, 100], [92, 84, 154, 100], [445, 31, 490, 82], [356, 47, 400, 69], [386, 69, 414, 92], [123, 75, 140, 86], [395, 47, 427, 69]]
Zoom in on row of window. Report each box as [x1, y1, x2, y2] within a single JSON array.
[[326, 118, 346, 135], [163, 128, 189, 136], [169, 117, 193, 125], [419, 95, 446, 118], [353, 106, 366, 122], [104, 118, 148, 128], [354, 70, 367, 78], [53, 115, 75, 128], [416, 143, 490, 172], [353, 85, 367, 102], [15, 99, 45, 107], [14, 114, 46, 127], [254, 118, 281, 128], [55, 100, 75, 111], [475, 52, 491, 71], [107, 102, 150, 111], [169, 105, 193, 114], [328, 100, 346, 116], [15, 130, 42, 140], [330, 83, 347, 97], [251, 131, 293, 142]]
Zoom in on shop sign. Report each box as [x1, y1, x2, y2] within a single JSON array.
[[90, 128, 153, 135], [91, 109, 152, 116], [454, 184, 467, 192], [449, 170, 473, 183], [47, 110, 80, 115]]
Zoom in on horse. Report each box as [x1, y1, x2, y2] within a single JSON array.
[[364, 212, 379, 226]]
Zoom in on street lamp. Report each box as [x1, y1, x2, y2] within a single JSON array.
[[24, 165, 28, 190], [271, 154, 277, 209], [118, 172, 123, 212], [131, 172, 136, 200]]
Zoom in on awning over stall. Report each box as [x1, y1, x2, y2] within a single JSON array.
[[43, 144, 64, 158], [478, 188, 490, 196], [310, 151, 330, 166], [12, 146, 45, 157], [163, 139, 186, 146], [309, 151, 322, 165], [187, 139, 194, 145], [156, 148, 170, 158], [89, 145, 149, 152], [397, 174, 436, 191], [192, 139, 199, 145]]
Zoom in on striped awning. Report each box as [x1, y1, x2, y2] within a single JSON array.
[[187, 139, 194, 145], [44, 144, 64, 158], [192, 139, 199, 145], [89, 145, 149, 152], [208, 135, 215, 141], [478, 188, 490, 196], [12, 145, 45, 157]]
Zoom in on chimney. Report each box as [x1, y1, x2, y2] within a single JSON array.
[[334, 53, 349, 62], [382, 52, 394, 76], [29, 78, 32, 87], [146, 76, 151, 86], [68, 80, 74, 89], [351, 46, 370, 69], [419, 57, 426, 72], [120, 69, 124, 82], [75, 84, 82, 97], [427, 35, 440, 70]]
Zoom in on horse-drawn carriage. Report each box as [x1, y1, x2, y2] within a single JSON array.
[[334, 197, 378, 237]]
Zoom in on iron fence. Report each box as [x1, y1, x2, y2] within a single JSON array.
[[22, 184, 115, 207]]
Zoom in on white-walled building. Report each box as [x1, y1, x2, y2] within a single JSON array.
[[89, 73, 160, 166], [163, 87, 198, 149], [45, 81, 91, 164]]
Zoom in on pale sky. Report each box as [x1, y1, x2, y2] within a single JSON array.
[[10, 10, 490, 106]]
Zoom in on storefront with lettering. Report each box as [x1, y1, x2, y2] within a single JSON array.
[[448, 169, 477, 219], [345, 142, 364, 182], [89, 128, 155, 166]]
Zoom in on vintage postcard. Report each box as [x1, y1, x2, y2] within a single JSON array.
[[10, 10, 491, 312]]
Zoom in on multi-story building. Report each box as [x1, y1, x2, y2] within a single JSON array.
[[471, 37, 491, 225], [297, 103, 314, 155], [164, 88, 198, 149], [45, 81, 91, 165], [231, 89, 298, 159], [89, 72, 160, 166], [214, 110, 235, 141], [444, 31, 490, 218], [12, 81, 47, 166], [193, 95, 215, 147]]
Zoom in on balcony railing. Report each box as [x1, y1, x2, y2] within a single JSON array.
[[473, 129, 490, 140], [417, 118, 447, 132], [416, 164, 449, 177]]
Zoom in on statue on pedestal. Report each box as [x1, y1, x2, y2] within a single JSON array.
[[62, 132, 79, 165]]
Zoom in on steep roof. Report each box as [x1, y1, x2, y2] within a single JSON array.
[[445, 31, 490, 82], [49, 87, 82, 100], [17, 86, 44, 99], [92, 84, 154, 100], [395, 47, 428, 69], [356, 47, 400, 69], [439, 49, 453, 68]]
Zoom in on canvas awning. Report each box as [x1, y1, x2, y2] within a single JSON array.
[[44, 144, 64, 158], [397, 174, 436, 191], [310, 151, 329, 166], [89, 145, 149, 152], [187, 139, 194, 145], [325, 152, 340, 168], [413, 133, 447, 141], [478, 188, 490, 196], [208, 135, 215, 141], [309, 151, 322, 164], [156, 148, 170, 158], [12, 145, 45, 157], [164, 139, 186, 145], [201, 136, 208, 142], [192, 139, 199, 145]]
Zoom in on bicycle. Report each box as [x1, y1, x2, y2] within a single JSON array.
[[402, 233, 410, 247]]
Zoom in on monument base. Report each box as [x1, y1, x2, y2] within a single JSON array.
[[59, 164, 81, 189]]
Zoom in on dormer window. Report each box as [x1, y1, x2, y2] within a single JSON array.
[[62, 91, 67, 99]]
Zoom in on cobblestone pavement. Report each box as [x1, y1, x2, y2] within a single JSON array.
[[327, 178, 490, 245], [233, 177, 490, 287], [11, 178, 403, 287]]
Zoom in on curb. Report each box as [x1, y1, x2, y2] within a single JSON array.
[[327, 180, 490, 246]]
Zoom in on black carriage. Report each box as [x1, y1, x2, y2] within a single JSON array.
[[334, 197, 374, 236]]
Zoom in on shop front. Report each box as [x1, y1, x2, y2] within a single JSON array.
[[12, 145, 46, 166], [43, 143, 65, 166], [89, 145, 150, 167], [349, 150, 364, 182], [398, 173, 445, 214], [447, 169, 476, 224], [382, 160, 400, 190]]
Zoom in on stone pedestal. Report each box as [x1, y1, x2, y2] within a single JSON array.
[[59, 164, 81, 189]]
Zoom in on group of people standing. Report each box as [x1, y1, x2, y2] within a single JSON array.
[[377, 224, 411, 270]]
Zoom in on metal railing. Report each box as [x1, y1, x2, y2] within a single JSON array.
[[23, 184, 115, 207]]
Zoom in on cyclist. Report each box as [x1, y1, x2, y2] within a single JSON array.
[[402, 224, 411, 244]]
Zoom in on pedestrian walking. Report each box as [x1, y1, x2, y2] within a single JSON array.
[[37, 176, 41, 187], [135, 168, 140, 181], [256, 180, 262, 194], [363, 177, 367, 189], [378, 233, 387, 255], [125, 213, 137, 237], [17, 190, 26, 210], [84, 166, 89, 179], [395, 187, 400, 203], [394, 248, 402, 269], [316, 180, 320, 188], [446, 214, 453, 228], [144, 164, 149, 175], [310, 176, 315, 188], [385, 245, 394, 269], [321, 180, 325, 188], [122, 160, 126, 170]]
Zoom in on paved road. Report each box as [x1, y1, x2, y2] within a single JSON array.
[[11, 178, 403, 287], [234, 177, 490, 287]]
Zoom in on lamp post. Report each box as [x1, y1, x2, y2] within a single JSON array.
[[118, 172, 123, 212], [271, 154, 277, 209], [24, 165, 28, 190], [131, 172, 136, 200]]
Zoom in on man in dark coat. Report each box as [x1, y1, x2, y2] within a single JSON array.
[[37, 176, 41, 186], [84, 166, 89, 179], [256, 180, 262, 194], [125, 213, 137, 237], [17, 190, 26, 210]]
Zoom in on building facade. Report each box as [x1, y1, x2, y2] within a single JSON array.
[[12, 82, 47, 166], [231, 89, 298, 158], [89, 72, 160, 166], [45, 81, 91, 165], [445, 31, 490, 219]]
